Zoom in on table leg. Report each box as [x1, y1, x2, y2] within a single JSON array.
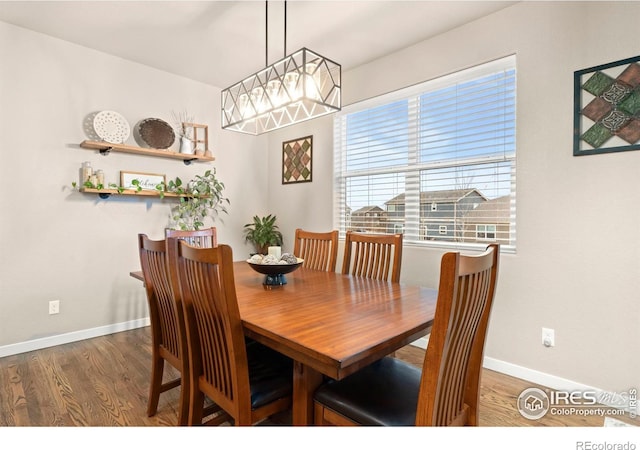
[[292, 360, 323, 425]]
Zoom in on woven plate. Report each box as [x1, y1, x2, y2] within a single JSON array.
[[93, 110, 130, 144], [138, 118, 175, 149]]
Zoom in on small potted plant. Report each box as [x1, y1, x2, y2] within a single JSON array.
[[243, 214, 283, 255]]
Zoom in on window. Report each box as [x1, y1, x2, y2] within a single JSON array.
[[477, 224, 497, 240], [334, 55, 516, 251]]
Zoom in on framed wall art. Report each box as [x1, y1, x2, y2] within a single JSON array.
[[574, 55, 640, 156], [120, 171, 166, 191], [282, 135, 313, 184]]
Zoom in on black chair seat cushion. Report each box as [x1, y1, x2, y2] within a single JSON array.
[[314, 356, 420, 426], [246, 341, 293, 410]]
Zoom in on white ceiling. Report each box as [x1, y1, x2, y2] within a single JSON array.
[[0, 1, 515, 88]]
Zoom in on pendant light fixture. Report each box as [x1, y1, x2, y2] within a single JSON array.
[[221, 1, 341, 135]]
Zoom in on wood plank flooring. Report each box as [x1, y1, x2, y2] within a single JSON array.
[[0, 327, 637, 427]]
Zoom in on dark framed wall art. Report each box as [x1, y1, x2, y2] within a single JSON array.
[[282, 135, 313, 184], [574, 55, 640, 156]]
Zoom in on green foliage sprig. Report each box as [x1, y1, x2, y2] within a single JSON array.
[[167, 169, 230, 231]]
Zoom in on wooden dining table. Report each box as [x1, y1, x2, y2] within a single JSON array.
[[131, 261, 438, 425]]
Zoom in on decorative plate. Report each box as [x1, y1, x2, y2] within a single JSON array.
[[138, 118, 175, 149], [93, 110, 130, 144]]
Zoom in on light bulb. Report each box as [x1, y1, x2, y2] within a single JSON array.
[[305, 63, 320, 100], [284, 72, 300, 100], [267, 80, 282, 107]]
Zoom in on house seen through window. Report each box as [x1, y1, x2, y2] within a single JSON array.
[[334, 55, 516, 251]]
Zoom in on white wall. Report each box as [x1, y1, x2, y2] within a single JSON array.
[[0, 21, 266, 349], [266, 117, 335, 254], [267, 1, 640, 395]]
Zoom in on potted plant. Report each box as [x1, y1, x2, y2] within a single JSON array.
[[167, 168, 230, 230], [243, 214, 283, 254]]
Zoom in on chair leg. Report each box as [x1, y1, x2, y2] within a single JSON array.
[[177, 371, 189, 426], [147, 352, 165, 417], [187, 383, 205, 425]]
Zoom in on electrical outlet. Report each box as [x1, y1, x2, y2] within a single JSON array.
[[542, 327, 554, 347], [49, 300, 60, 315]]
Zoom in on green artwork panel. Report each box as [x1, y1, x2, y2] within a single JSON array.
[[574, 55, 640, 155], [581, 123, 613, 148], [582, 71, 614, 96]]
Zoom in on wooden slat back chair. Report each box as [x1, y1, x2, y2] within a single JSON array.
[[314, 244, 500, 426], [166, 238, 293, 426], [165, 227, 217, 248], [341, 231, 403, 282], [293, 228, 339, 272], [138, 234, 189, 425]]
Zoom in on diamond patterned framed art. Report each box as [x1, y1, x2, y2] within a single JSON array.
[[574, 55, 640, 156], [282, 135, 313, 184]]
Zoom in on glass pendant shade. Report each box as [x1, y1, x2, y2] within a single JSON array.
[[221, 47, 341, 135]]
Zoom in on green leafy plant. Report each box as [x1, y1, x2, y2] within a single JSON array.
[[71, 180, 127, 193], [243, 214, 283, 254], [71, 169, 229, 230], [168, 169, 230, 230]]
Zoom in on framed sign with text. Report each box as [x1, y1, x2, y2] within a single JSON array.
[[120, 171, 166, 191]]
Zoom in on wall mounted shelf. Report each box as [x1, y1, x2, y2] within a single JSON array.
[[80, 187, 193, 200], [79, 140, 214, 165]]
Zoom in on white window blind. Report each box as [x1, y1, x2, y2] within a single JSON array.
[[334, 55, 516, 252]]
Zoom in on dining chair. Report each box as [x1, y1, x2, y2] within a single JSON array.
[[166, 238, 293, 426], [314, 244, 500, 426], [165, 227, 217, 248], [293, 228, 339, 272], [341, 231, 403, 282], [137, 234, 191, 425]]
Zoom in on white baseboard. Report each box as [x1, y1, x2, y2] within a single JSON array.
[[411, 336, 429, 349], [483, 356, 638, 416], [0, 318, 150, 358], [408, 341, 638, 416]]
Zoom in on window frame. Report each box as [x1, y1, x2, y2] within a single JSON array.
[[334, 55, 516, 253]]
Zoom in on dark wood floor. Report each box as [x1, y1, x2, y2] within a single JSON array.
[[0, 327, 637, 427]]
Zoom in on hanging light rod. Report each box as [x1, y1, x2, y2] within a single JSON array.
[[221, 1, 342, 135]]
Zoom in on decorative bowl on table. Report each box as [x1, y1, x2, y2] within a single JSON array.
[[247, 253, 303, 286]]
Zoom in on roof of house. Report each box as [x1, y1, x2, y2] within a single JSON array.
[[385, 188, 487, 205], [351, 205, 386, 215], [462, 195, 511, 222]]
